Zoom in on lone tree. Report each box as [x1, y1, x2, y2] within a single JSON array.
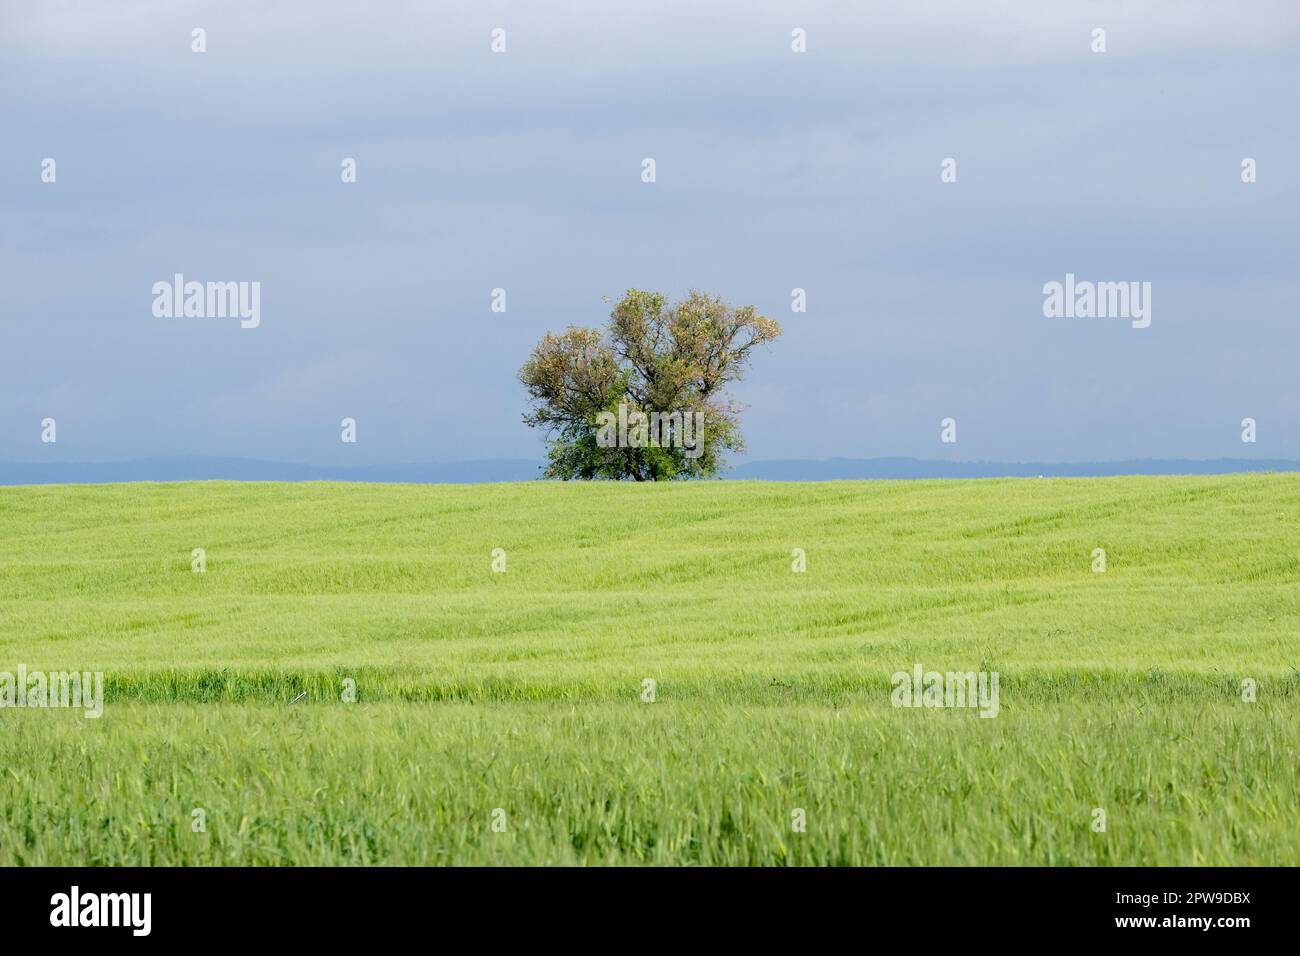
[[520, 289, 782, 480]]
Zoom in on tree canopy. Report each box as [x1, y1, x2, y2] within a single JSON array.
[[519, 290, 782, 480]]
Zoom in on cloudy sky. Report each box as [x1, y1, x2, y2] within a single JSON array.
[[3, 0, 1298, 465]]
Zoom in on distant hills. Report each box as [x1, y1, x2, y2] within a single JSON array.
[[726, 457, 1300, 480], [0, 457, 542, 485], [2, 455, 1298, 485]]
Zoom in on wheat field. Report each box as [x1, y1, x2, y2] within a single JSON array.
[[1, 476, 1296, 864]]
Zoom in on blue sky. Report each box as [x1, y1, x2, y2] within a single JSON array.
[[3, 1, 1298, 465]]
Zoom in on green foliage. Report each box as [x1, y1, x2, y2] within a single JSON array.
[[519, 290, 781, 480]]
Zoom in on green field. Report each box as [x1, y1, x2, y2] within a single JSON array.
[[1, 476, 1297, 865]]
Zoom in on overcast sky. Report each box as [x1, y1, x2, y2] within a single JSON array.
[[3, 1, 1298, 465]]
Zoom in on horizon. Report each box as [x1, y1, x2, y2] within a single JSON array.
[[4, 451, 1300, 486]]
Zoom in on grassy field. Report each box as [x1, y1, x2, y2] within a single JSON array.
[[1, 475, 1297, 865]]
